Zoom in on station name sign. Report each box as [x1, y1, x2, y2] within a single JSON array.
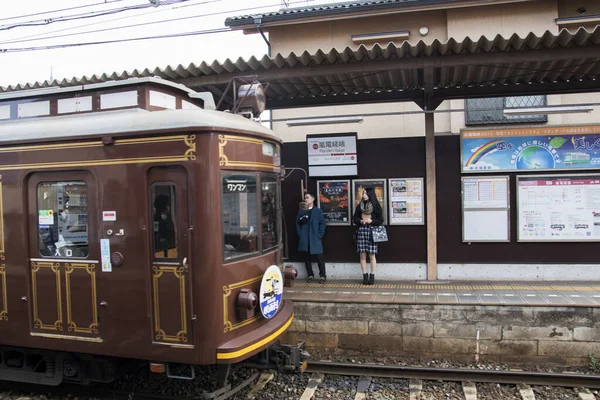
[[461, 125, 600, 173], [307, 133, 358, 177]]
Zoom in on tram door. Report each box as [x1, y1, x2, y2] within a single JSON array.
[[147, 167, 194, 346], [27, 172, 102, 341]]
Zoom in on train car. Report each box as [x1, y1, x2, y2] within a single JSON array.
[[0, 77, 301, 386]]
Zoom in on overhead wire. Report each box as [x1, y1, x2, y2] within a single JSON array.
[[0, 27, 233, 53], [0, 0, 311, 51], [0, 0, 125, 23], [0, 0, 190, 31], [0, 0, 220, 45]]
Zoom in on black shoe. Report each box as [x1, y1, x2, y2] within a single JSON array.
[[319, 276, 326, 284], [307, 275, 314, 283], [369, 273, 374, 285], [362, 273, 368, 285]]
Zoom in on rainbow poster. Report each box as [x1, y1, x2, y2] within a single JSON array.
[[461, 125, 600, 173]]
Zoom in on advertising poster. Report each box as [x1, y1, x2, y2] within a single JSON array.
[[352, 179, 387, 225], [317, 180, 351, 225], [388, 178, 424, 225], [461, 125, 600, 173], [517, 174, 600, 242]]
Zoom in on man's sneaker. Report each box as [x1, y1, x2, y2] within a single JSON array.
[[307, 276, 314, 283], [319, 276, 326, 284]]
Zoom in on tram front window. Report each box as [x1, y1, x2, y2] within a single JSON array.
[[37, 181, 89, 258], [222, 174, 258, 261]]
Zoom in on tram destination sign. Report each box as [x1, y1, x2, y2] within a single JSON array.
[[461, 125, 600, 173], [307, 133, 357, 177]]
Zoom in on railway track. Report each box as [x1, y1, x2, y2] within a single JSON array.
[[2, 362, 600, 399], [293, 361, 600, 400]]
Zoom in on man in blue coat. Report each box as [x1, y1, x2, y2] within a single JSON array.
[[296, 192, 327, 283]]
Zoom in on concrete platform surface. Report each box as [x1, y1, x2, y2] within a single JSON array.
[[284, 280, 600, 307]]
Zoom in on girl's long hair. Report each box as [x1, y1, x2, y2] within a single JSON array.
[[364, 187, 381, 209]]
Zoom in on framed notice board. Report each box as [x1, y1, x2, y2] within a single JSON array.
[[517, 174, 600, 242], [461, 176, 510, 242], [317, 180, 351, 226], [388, 178, 424, 225]]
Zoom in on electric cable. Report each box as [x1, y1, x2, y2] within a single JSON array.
[[0, 0, 125, 23], [0, 27, 233, 53], [0, 0, 220, 45], [0, 0, 189, 31]]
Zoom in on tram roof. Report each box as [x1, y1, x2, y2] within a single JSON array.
[[0, 108, 276, 145], [2, 27, 600, 109]]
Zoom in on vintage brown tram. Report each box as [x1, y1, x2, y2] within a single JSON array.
[[0, 77, 300, 386]]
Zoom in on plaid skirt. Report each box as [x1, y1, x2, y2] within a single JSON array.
[[356, 225, 378, 254]]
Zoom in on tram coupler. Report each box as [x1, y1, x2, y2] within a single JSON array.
[[245, 340, 310, 374]]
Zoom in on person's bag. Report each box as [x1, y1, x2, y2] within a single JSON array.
[[371, 225, 388, 243], [298, 213, 309, 225]]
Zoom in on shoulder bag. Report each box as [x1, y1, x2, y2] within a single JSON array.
[[371, 225, 388, 243]]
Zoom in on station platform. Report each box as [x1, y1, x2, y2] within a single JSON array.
[[283, 280, 600, 307]]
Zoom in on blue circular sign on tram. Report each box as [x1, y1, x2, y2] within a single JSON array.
[[259, 265, 283, 319]]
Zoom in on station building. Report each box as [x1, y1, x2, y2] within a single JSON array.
[[226, 0, 600, 281]]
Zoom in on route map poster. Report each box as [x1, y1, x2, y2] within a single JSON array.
[[461, 125, 600, 173], [388, 178, 424, 225], [317, 180, 351, 225], [517, 174, 600, 242]]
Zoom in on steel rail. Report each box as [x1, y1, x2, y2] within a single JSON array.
[[306, 361, 600, 389]]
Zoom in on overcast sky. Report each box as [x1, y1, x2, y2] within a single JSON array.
[[0, 0, 295, 88]]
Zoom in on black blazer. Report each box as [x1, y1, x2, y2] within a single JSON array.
[[353, 202, 384, 226]]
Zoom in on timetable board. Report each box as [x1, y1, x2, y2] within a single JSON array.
[[517, 174, 600, 242], [461, 176, 510, 242], [463, 176, 509, 209]]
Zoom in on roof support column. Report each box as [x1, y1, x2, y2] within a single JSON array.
[[417, 67, 442, 281], [424, 110, 437, 280]]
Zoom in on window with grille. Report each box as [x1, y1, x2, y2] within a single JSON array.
[[465, 96, 548, 125]]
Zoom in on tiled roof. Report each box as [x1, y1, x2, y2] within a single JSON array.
[[226, 0, 479, 27]]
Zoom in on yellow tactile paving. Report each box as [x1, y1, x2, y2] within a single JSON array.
[[293, 282, 600, 292]]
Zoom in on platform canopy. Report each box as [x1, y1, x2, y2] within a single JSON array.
[[2, 28, 600, 110]]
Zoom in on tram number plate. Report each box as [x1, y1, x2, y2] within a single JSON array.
[[300, 360, 308, 373]]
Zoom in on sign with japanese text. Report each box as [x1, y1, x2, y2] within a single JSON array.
[[307, 134, 357, 177], [461, 125, 600, 173], [317, 180, 350, 225], [517, 174, 600, 242]]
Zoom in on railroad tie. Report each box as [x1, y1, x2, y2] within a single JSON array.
[[576, 387, 596, 400], [518, 383, 536, 400], [300, 372, 324, 400], [409, 378, 423, 400], [462, 381, 477, 400], [354, 376, 371, 400], [246, 371, 274, 399]]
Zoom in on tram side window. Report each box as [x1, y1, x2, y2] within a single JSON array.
[[152, 184, 178, 259], [222, 174, 258, 261], [37, 181, 89, 258], [261, 175, 278, 251]]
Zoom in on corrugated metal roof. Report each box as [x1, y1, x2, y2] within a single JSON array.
[[225, 0, 478, 27], [2, 28, 600, 109]]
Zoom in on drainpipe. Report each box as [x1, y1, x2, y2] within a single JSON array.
[[254, 16, 271, 57]]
